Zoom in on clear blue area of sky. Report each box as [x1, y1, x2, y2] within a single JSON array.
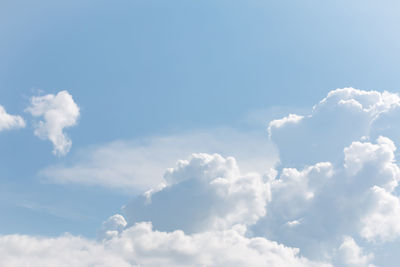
[[1, 0, 400, 237]]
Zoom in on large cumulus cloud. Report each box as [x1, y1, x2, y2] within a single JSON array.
[[268, 88, 400, 167], [255, 136, 400, 263], [0, 152, 329, 267], [123, 153, 271, 233], [259, 88, 400, 266], [119, 86, 400, 265]]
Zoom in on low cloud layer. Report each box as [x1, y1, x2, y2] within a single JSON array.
[[4, 88, 400, 266], [0, 234, 133, 267], [26, 90, 80, 156], [0, 105, 25, 132], [0, 222, 330, 267]]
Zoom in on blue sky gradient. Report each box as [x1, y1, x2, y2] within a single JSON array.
[[2, 1, 400, 266]]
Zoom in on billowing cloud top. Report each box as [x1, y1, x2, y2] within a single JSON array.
[[0, 105, 25, 132], [268, 88, 400, 168], [124, 153, 271, 233], [26, 90, 80, 156]]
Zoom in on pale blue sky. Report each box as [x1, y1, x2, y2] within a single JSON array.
[[2, 1, 400, 265]]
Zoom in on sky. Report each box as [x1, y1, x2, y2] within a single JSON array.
[[2, 1, 400, 266]]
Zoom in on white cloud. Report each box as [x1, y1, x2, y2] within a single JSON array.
[[268, 113, 304, 137], [0, 105, 25, 131], [39, 129, 278, 192], [0, 234, 134, 267], [361, 186, 400, 242], [98, 214, 127, 241], [255, 136, 400, 262], [338, 236, 375, 267], [268, 87, 400, 167], [255, 88, 400, 264], [9, 87, 400, 266], [102, 221, 331, 267], [343, 136, 400, 192], [26, 90, 80, 156], [124, 153, 271, 233], [268, 162, 334, 220], [0, 222, 331, 267]]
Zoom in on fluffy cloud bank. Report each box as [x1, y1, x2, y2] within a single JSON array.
[[0, 152, 327, 267], [0, 222, 330, 267], [5, 87, 400, 266], [256, 136, 399, 264], [26, 90, 80, 156], [0, 234, 133, 267], [259, 88, 400, 266], [0, 105, 25, 131]]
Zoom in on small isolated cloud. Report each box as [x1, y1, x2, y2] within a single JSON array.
[[26, 90, 80, 156], [0, 105, 25, 132]]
